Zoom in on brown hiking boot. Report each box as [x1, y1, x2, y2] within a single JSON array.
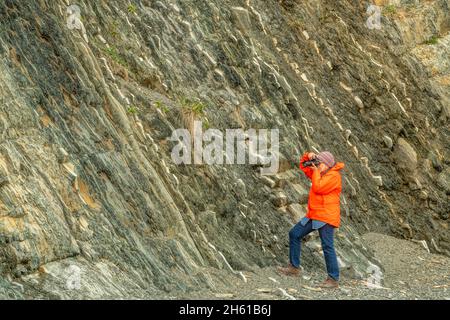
[[318, 277, 339, 289], [277, 264, 300, 277]]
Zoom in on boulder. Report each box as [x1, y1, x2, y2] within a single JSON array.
[[285, 183, 309, 204], [437, 168, 450, 194], [393, 138, 418, 175], [383, 135, 393, 149], [287, 203, 306, 222], [271, 191, 288, 207]]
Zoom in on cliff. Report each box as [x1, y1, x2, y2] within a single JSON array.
[[0, 0, 448, 299]]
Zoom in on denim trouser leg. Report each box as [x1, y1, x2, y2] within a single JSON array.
[[289, 219, 313, 268], [319, 224, 340, 281]]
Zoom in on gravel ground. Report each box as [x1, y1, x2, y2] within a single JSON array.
[[169, 233, 450, 300]]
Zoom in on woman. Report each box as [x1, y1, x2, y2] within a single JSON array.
[[277, 151, 345, 288]]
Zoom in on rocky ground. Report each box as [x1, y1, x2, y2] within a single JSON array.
[[173, 233, 450, 300]]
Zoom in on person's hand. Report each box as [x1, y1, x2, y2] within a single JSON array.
[[307, 152, 316, 160], [310, 163, 319, 171]]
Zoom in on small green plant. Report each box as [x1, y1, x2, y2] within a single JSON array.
[[127, 105, 138, 114], [202, 118, 211, 130], [192, 101, 206, 115], [154, 101, 169, 113], [127, 4, 137, 14], [423, 35, 439, 45], [180, 97, 207, 116], [103, 46, 128, 67], [383, 4, 397, 15], [109, 21, 120, 39]]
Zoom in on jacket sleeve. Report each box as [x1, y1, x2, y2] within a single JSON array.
[[299, 152, 313, 180], [311, 170, 340, 195]]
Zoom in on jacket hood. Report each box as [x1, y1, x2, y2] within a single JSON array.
[[330, 162, 345, 171]]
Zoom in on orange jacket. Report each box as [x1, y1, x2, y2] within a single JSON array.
[[299, 152, 344, 227]]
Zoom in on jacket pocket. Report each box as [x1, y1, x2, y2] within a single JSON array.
[[323, 194, 339, 206], [309, 193, 324, 209]]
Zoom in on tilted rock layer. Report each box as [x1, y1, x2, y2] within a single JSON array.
[[0, 0, 448, 298]]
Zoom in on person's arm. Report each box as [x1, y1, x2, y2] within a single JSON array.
[[311, 170, 339, 194], [299, 152, 314, 180]]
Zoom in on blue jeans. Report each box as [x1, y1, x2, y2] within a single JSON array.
[[288, 219, 340, 281]]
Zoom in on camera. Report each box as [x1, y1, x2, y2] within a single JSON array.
[[303, 158, 321, 167]]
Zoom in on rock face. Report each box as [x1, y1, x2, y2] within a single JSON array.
[[0, 0, 448, 298]]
